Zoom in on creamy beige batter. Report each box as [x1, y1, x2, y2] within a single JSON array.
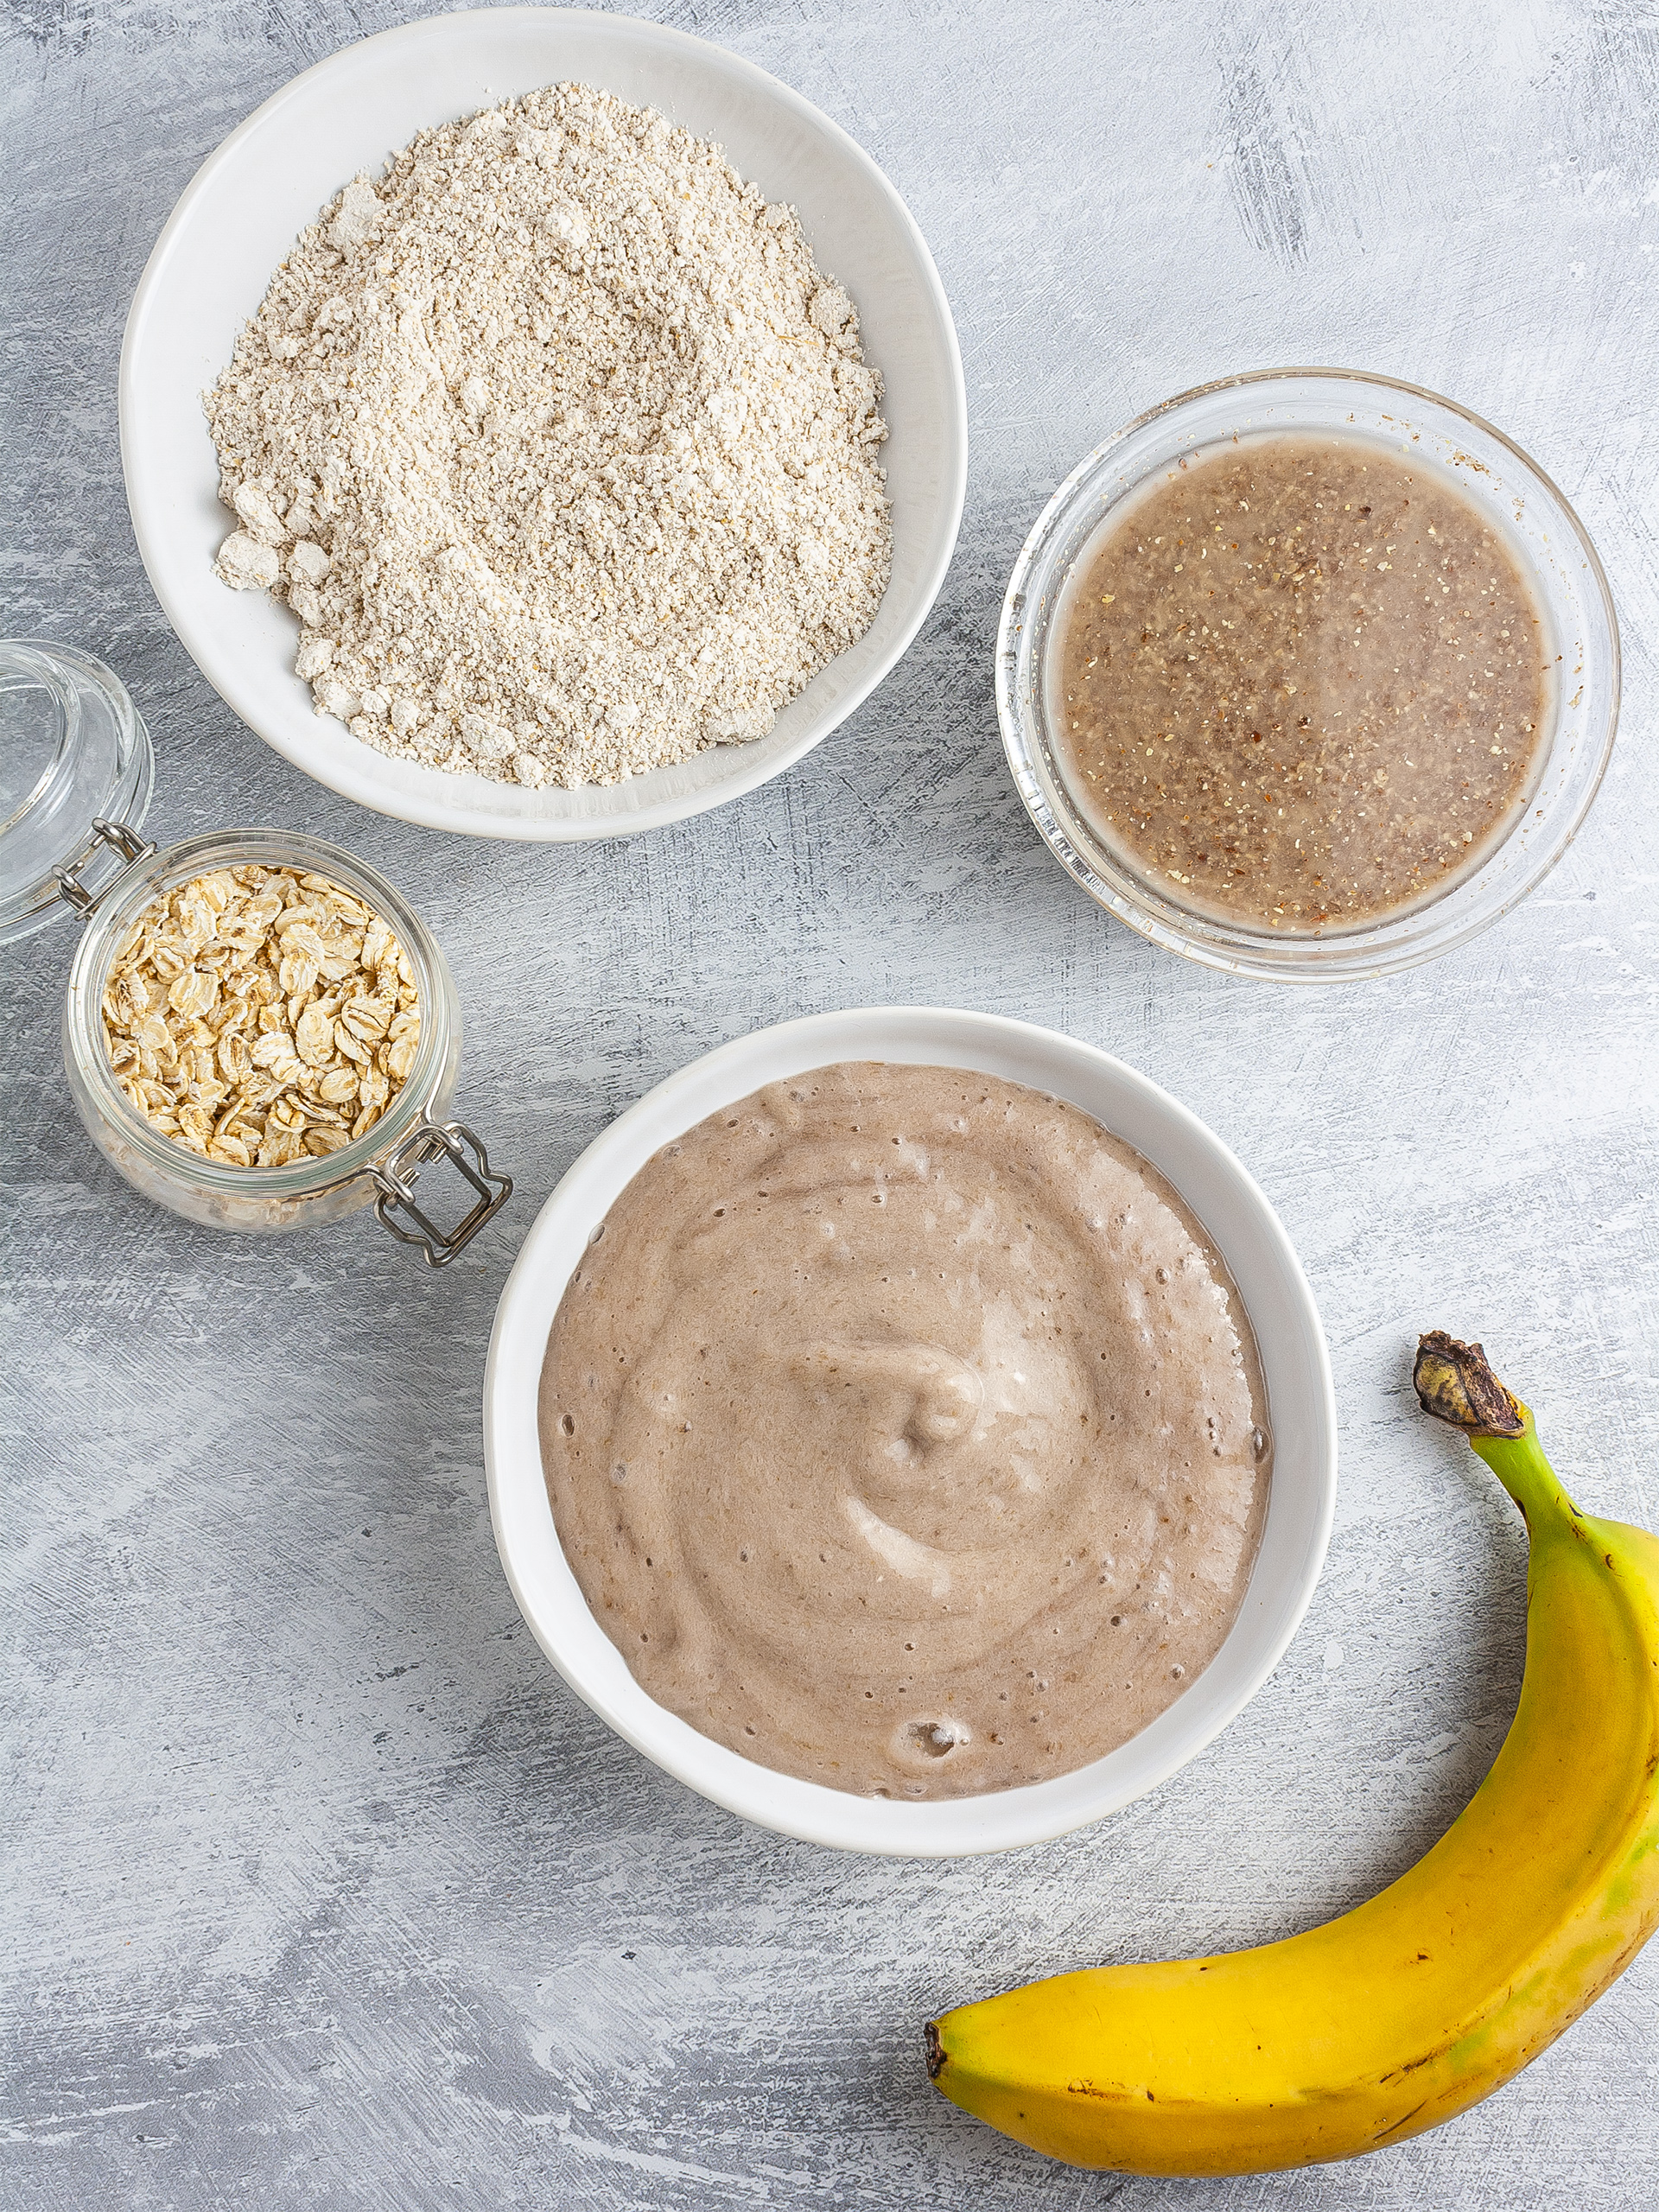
[[540, 1062, 1271, 1799]]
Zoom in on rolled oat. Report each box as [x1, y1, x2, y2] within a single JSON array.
[[102, 866, 419, 1167]]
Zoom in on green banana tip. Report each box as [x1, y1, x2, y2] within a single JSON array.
[[1414, 1331, 1526, 1440]]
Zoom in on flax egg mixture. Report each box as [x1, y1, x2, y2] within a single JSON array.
[[539, 1062, 1271, 1800], [1052, 434, 1554, 931]]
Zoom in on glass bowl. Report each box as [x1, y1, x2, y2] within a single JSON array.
[[996, 368, 1620, 982]]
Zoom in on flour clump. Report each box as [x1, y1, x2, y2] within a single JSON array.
[[204, 84, 893, 789]]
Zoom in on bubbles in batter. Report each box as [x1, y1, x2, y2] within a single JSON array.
[[539, 1062, 1272, 1799]]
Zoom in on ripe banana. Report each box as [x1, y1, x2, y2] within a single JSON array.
[[926, 1333, 1659, 2175]]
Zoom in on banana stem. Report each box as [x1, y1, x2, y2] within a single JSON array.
[[1414, 1332, 1580, 1531], [1470, 1421, 1584, 1534]]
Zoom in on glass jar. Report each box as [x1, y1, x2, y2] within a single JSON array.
[[997, 369, 1620, 982], [8, 641, 511, 1263]]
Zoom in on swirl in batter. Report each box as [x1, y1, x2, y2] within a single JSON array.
[[540, 1062, 1271, 1798]]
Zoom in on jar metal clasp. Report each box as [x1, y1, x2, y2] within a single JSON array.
[[52, 818, 157, 918], [371, 1116, 513, 1268]]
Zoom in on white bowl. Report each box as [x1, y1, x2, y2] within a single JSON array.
[[483, 1007, 1337, 1856], [119, 7, 966, 842]]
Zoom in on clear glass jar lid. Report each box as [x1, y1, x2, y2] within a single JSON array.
[[0, 639, 156, 944]]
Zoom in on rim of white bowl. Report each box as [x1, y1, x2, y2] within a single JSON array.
[[483, 1007, 1337, 1856], [119, 6, 968, 842]]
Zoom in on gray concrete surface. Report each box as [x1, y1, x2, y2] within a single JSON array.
[[5, 1, 1659, 2204]]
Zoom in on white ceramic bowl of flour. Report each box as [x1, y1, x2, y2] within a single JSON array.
[[120, 8, 966, 841], [484, 1007, 1337, 1856]]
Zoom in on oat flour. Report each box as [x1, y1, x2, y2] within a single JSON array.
[[206, 84, 893, 789]]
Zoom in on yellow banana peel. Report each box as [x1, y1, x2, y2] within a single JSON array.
[[926, 1333, 1659, 2175]]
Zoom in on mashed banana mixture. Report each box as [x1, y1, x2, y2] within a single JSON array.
[[540, 1062, 1270, 1798]]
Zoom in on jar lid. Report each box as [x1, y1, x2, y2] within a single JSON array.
[[0, 639, 156, 944]]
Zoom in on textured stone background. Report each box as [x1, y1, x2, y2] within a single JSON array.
[[5, 1, 1659, 2204]]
